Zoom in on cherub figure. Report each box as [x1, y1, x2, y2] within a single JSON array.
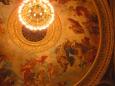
[[55, 45, 69, 72]]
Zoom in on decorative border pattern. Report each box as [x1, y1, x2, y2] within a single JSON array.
[[75, 0, 114, 85]]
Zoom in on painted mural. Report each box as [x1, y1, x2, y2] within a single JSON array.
[[0, 0, 100, 86]]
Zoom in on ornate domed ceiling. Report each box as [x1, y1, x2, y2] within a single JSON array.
[[0, 0, 114, 86]]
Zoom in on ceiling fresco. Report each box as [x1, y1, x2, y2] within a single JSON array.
[[0, 0, 114, 86]]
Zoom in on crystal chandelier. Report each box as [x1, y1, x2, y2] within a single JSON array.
[[18, 0, 55, 31]]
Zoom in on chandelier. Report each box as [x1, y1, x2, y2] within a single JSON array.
[[18, 0, 55, 31]]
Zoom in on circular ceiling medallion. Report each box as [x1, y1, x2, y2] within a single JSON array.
[[7, 8, 61, 52]]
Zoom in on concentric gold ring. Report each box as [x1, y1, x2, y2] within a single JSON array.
[[7, 8, 62, 52]]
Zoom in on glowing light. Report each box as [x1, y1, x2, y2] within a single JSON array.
[[40, 12, 42, 16], [18, 0, 55, 31], [34, 13, 37, 17]]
